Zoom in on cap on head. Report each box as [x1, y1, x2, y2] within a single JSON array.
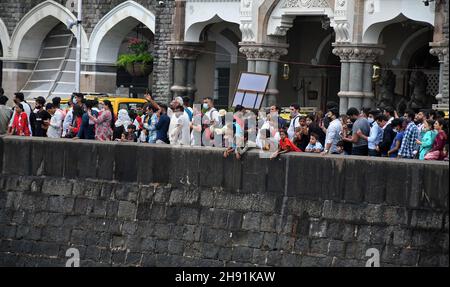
[[175, 97, 184, 106]]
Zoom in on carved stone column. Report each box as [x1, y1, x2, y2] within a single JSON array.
[[239, 43, 288, 106], [333, 44, 384, 112], [167, 41, 202, 101], [430, 41, 449, 105]]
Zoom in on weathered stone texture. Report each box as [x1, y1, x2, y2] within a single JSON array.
[[0, 137, 448, 267]]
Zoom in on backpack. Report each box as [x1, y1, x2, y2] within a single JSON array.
[[185, 108, 193, 121]]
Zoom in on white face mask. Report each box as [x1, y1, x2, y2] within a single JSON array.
[[393, 128, 398, 133], [202, 103, 209, 110], [368, 118, 375, 124]]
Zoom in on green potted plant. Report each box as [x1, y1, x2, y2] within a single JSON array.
[[117, 37, 154, 77]]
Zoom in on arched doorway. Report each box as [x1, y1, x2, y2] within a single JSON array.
[[278, 16, 340, 110], [7, 1, 88, 100], [374, 17, 437, 113], [88, 1, 156, 97], [193, 21, 244, 108]]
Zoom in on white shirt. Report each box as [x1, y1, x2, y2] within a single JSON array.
[[169, 113, 191, 146], [204, 108, 219, 124], [256, 121, 280, 149], [62, 108, 73, 137], [324, 118, 342, 153], [47, 110, 64, 138], [180, 113, 191, 146], [287, 115, 301, 140]]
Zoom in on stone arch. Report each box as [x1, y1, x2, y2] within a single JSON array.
[[207, 23, 240, 64], [363, 13, 434, 44], [263, 0, 334, 39], [0, 17, 10, 56], [185, 14, 241, 42], [311, 33, 333, 65], [9, 0, 88, 60], [88, 0, 156, 64], [393, 26, 434, 67]]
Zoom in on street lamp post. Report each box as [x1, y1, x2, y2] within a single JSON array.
[[75, 0, 82, 93]]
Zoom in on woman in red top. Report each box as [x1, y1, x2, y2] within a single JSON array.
[[425, 119, 448, 161], [11, 104, 30, 136], [271, 129, 302, 159], [66, 105, 83, 138]]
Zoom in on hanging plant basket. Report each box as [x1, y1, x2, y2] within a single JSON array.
[[117, 38, 154, 77], [125, 62, 153, 77]]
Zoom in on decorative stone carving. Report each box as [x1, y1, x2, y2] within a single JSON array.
[[332, 45, 384, 62], [240, 22, 255, 42], [334, 22, 350, 42], [407, 70, 429, 110], [242, 0, 251, 8], [167, 42, 202, 59], [366, 0, 375, 14], [282, 0, 330, 8], [239, 45, 288, 60], [430, 46, 448, 62], [240, 0, 255, 41]]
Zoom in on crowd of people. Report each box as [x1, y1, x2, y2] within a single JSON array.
[[0, 87, 448, 162]]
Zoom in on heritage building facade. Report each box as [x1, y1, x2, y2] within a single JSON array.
[[0, 0, 448, 112]]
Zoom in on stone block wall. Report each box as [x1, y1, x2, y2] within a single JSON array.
[[0, 136, 448, 267]]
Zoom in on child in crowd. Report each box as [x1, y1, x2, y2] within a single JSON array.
[[443, 144, 449, 161], [305, 133, 323, 153], [270, 129, 302, 159], [120, 124, 138, 142], [336, 141, 345, 155]]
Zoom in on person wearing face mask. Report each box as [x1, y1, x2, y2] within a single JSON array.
[[416, 119, 437, 160], [321, 107, 342, 155], [388, 118, 405, 158], [33, 96, 51, 137], [202, 97, 219, 124], [357, 111, 384, 157]]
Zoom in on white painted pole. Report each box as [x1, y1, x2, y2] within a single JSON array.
[[75, 0, 82, 93]]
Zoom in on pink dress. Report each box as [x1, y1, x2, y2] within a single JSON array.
[[93, 110, 113, 141]]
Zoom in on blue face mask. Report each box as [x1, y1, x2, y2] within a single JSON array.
[[368, 118, 375, 124]]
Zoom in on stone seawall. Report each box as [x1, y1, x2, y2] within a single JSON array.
[[0, 136, 448, 267]]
